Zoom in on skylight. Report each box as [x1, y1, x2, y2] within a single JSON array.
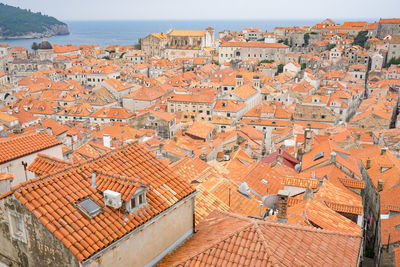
[[77, 198, 102, 218], [313, 152, 324, 161]]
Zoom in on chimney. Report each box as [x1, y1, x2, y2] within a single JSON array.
[[103, 134, 111, 148], [275, 154, 283, 165], [381, 147, 387, 155], [330, 152, 337, 163], [366, 158, 371, 169], [377, 179, 383, 192], [304, 128, 312, 153], [355, 133, 361, 142], [245, 142, 249, 150], [91, 172, 97, 189], [200, 146, 207, 161], [303, 187, 314, 201], [277, 190, 290, 223]]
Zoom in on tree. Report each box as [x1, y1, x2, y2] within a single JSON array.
[[328, 44, 336, 50], [304, 33, 310, 46], [283, 39, 289, 46], [301, 63, 306, 69], [353, 30, 368, 47], [276, 64, 284, 75], [31, 42, 38, 53], [364, 41, 371, 50], [386, 57, 400, 67], [134, 38, 142, 50], [259, 59, 274, 64]]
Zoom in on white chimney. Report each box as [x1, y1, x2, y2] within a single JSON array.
[[91, 172, 97, 189], [103, 134, 111, 148], [238, 182, 251, 197]]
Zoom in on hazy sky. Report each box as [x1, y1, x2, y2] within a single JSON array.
[[1, 0, 399, 21]]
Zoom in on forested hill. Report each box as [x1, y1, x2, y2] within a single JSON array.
[[0, 3, 69, 39]]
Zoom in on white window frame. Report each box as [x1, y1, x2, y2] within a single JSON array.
[[127, 187, 148, 213]]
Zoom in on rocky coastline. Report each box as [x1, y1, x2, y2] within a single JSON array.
[[0, 24, 69, 40]]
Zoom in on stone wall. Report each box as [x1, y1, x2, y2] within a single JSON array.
[[0, 195, 79, 267]]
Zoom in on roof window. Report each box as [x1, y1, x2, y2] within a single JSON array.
[[313, 152, 324, 161], [127, 186, 148, 213], [76, 198, 102, 218]]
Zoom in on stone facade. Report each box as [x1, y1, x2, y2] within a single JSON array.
[[377, 19, 400, 39], [164, 28, 215, 60], [141, 33, 167, 58], [218, 42, 289, 65], [388, 35, 400, 61], [360, 161, 382, 265], [131, 111, 179, 139], [0, 195, 80, 267]]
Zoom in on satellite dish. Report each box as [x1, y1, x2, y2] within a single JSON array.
[[295, 163, 301, 171], [263, 194, 278, 210]]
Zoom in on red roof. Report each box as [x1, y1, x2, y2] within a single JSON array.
[[0, 132, 61, 164], [2, 142, 195, 262], [160, 210, 362, 266], [220, 41, 288, 48], [262, 149, 299, 169]]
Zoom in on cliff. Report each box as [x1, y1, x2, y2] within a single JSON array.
[[0, 3, 69, 40]]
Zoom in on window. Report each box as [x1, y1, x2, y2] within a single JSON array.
[[1, 166, 9, 173], [9, 211, 26, 243], [77, 198, 102, 218], [131, 197, 136, 208], [128, 187, 148, 212]]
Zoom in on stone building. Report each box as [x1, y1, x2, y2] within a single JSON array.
[[377, 18, 400, 39], [131, 110, 180, 139], [37, 38, 54, 61], [0, 142, 196, 267], [141, 32, 167, 58], [388, 35, 400, 62], [164, 28, 215, 59], [167, 92, 215, 121], [218, 42, 289, 64]]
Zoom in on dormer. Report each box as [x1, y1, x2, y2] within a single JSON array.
[[126, 186, 148, 213]]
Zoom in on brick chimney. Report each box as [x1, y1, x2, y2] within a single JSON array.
[[277, 190, 290, 223], [304, 128, 312, 153], [377, 179, 383, 192], [303, 187, 314, 201]]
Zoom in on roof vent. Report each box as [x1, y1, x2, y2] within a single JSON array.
[[238, 182, 251, 198], [104, 190, 122, 209]]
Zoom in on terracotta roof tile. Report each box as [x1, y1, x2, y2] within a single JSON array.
[[0, 132, 61, 164], [28, 153, 72, 176], [3, 142, 195, 262], [160, 211, 361, 266]]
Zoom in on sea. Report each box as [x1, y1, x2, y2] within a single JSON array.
[[2, 19, 378, 50]]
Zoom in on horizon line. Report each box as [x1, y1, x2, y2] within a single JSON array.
[[61, 17, 382, 22]]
